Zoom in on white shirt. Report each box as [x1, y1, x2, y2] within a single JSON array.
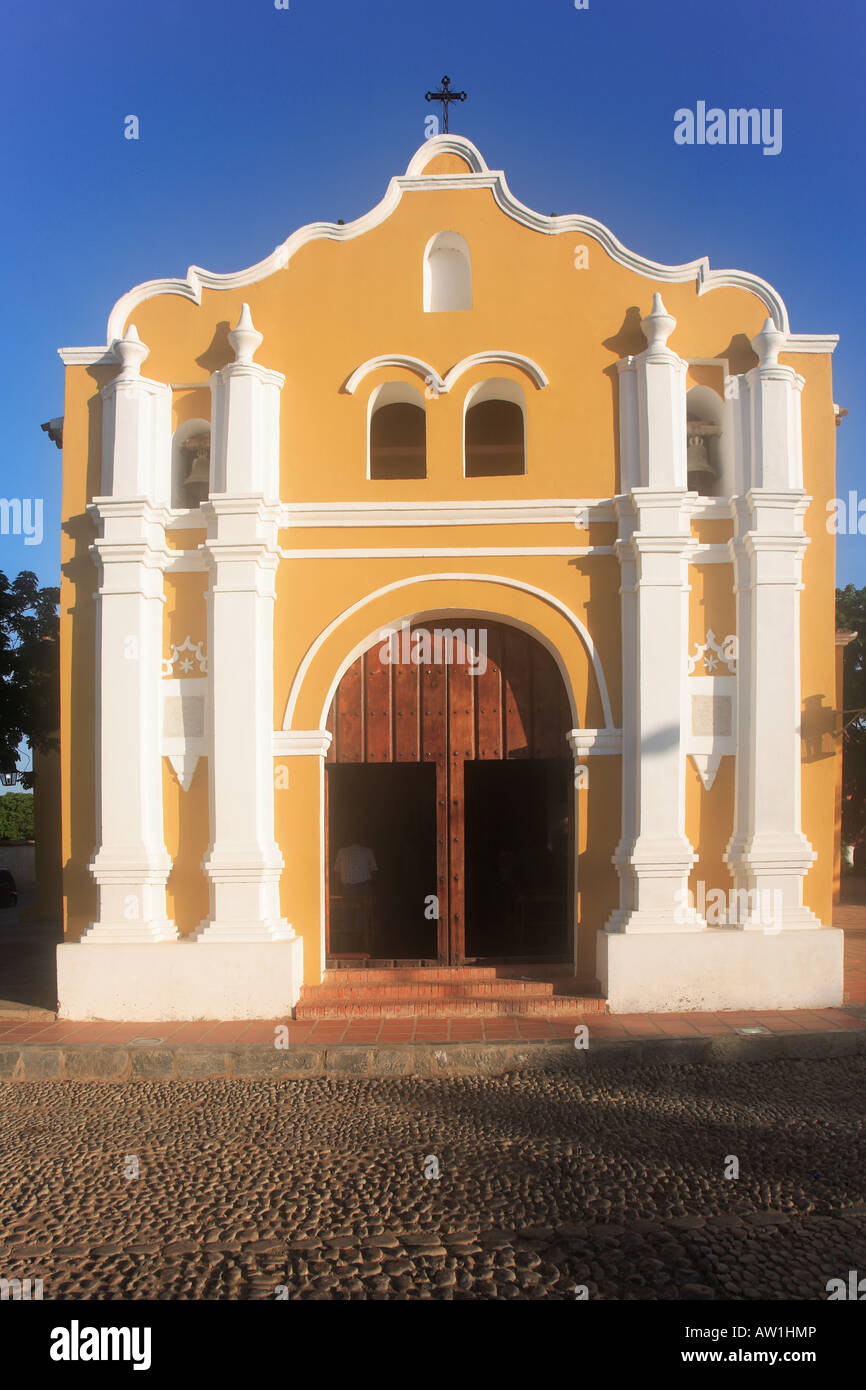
[[334, 844, 377, 886]]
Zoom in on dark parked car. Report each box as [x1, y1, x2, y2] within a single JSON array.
[[0, 870, 18, 908]]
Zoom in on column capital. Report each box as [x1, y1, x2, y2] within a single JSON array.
[[203, 496, 283, 523], [89, 496, 173, 528], [566, 728, 622, 759], [211, 360, 285, 392], [273, 730, 333, 758]]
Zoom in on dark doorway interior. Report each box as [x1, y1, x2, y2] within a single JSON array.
[[327, 762, 437, 959], [465, 758, 571, 960]]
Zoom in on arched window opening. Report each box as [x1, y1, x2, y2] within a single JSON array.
[[171, 419, 211, 509], [423, 231, 472, 312], [464, 378, 526, 477], [686, 386, 723, 497], [369, 383, 427, 479]]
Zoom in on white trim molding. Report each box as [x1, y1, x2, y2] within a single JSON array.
[[278, 546, 608, 559], [281, 571, 617, 733], [783, 334, 839, 355], [344, 350, 549, 396], [279, 499, 616, 528]]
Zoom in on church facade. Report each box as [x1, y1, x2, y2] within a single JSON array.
[[55, 134, 843, 1020]]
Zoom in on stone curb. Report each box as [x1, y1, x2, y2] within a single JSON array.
[[0, 1026, 864, 1081]]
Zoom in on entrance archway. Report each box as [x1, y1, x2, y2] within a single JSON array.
[[324, 618, 573, 965]]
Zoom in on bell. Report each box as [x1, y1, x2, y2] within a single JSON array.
[[686, 419, 720, 494], [687, 433, 713, 474], [182, 436, 210, 507]]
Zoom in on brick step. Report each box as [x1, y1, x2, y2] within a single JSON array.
[[319, 966, 502, 984], [479, 963, 576, 978], [294, 995, 607, 1019], [482, 974, 603, 996], [491, 966, 600, 987], [299, 979, 561, 1003]]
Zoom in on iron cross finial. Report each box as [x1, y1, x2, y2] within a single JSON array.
[[425, 75, 467, 134]]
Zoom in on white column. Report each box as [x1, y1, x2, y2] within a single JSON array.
[[85, 328, 177, 941], [607, 295, 702, 933], [196, 306, 292, 943], [725, 319, 819, 929]]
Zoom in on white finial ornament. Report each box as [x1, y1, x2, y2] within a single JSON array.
[[640, 292, 677, 351], [116, 324, 149, 376], [751, 316, 786, 368], [229, 303, 263, 365]]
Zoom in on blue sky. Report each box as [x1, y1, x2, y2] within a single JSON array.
[[1, 0, 864, 590]]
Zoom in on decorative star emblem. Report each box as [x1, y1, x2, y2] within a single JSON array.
[[704, 651, 719, 671], [179, 658, 194, 673]]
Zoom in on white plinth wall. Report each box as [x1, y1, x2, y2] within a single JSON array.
[[596, 302, 842, 1012], [57, 310, 303, 1020]]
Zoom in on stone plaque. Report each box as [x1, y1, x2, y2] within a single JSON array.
[[164, 696, 204, 739], [691, 693, 732, 737]]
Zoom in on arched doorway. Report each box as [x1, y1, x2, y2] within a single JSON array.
[[324, 618, 573, 965]]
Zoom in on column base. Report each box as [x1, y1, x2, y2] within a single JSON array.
[[193, 918, 293, 944], [597, 925, 843, 1013], [740, 905, 823, 932], [82, 921, 179, 943], [56, 938, 304, 1021], [606, 908, 707, 934]]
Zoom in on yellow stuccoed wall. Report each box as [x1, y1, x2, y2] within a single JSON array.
[[795, 352, 838, 929], [58, 144, 838, 976]]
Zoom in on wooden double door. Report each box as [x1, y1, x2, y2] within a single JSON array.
[[325, 620, 573, 963]]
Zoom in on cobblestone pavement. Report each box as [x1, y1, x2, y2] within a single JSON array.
[[1, 1058, 864, 1300]]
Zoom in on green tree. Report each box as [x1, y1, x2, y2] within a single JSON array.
[[836, 583, 866, 845], [0, 792, 34, 840], [0, 570, 59, 790]]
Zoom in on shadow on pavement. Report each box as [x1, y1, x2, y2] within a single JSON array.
[[0, 891, 61, 1012]]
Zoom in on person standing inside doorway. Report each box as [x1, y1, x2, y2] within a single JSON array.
[[334, 840, 378, 893]]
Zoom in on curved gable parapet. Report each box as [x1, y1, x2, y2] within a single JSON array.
[[405, 135, 490, 176], [60, 133, 830, 364]]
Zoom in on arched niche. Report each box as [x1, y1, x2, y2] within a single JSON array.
[[423, 231, 472, 313], [464, 378, 526, 477], [368, 382, 427, 479]]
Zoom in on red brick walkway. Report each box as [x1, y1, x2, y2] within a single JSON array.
[[0, 1006, 865, 1047]]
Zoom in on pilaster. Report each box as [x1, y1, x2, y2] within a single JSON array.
[[196, 306, 293, 943], [85, 328, 177, 942], [607, 297, 702, 933]]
